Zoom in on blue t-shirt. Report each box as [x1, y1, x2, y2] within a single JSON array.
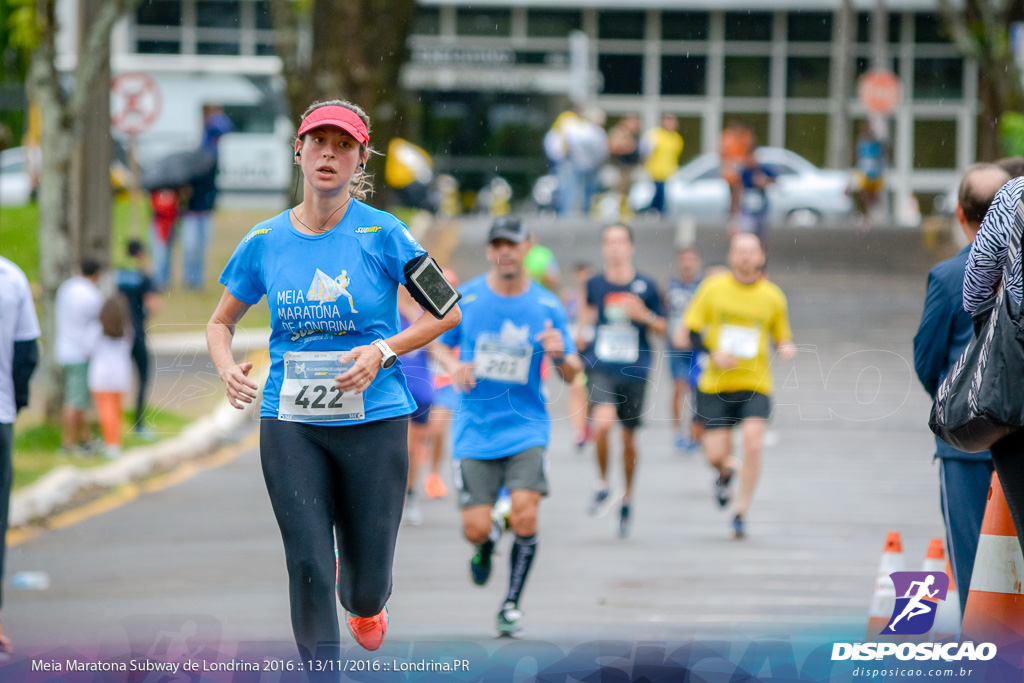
[[218, 201, 426, 425], [582, 272, 662, 379], [440, 276, 577, 461]]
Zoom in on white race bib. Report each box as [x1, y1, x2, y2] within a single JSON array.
[[718, 324, 760, 360], [278, 351, 365, 422], [474, 338, 532, 385], [595, 324, 640, 363]]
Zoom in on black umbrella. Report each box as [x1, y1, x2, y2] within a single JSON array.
[[141, 149, 216, 191]]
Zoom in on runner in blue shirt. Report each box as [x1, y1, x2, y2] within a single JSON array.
[[207, 99, 461, 659], [435, 216, 582, 636], [666, 247, 703, 454]]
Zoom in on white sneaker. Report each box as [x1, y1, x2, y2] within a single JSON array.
[[403, 492, 423, 526]]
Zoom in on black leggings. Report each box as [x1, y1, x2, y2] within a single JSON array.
[[131, 339, 149, 425], [259, 417, 409, 662], [987, 429, 1024, 557]]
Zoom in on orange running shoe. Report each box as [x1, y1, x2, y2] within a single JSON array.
[[424, 472, 448, 499], [346, 607, 388, 651]]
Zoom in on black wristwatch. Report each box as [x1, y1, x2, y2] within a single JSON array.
[[372, 339, 398, 369]]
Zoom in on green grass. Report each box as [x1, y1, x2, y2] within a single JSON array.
[[12, 407, 192, 491]]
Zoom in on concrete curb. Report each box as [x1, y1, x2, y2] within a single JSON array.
[[10, 355, 269, 529]]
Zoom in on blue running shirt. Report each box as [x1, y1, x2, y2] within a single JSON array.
[[219, 201, 426, 425], [440, 276, 576, 461]]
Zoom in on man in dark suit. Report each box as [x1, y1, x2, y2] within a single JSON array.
[[913, 162, 1009, 615]]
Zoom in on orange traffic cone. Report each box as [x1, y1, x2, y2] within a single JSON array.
[[931, 556, 961, 642], [867, 531, 905, 639], [961, 473, 1024, 647]]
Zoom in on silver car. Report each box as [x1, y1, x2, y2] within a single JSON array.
[[629, 147, 854, 227]]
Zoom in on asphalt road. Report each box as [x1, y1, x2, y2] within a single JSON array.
[[5, 218, 956, 666]]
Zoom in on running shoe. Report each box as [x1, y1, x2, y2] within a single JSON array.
[[674, 434, 695, 455], [346, 606, 388, 651], [470, 542, 493, 586], [423, 472, 448, 499], [618, 503, 631, 538], [732, 514, 746, 540], [496, 601, 522, 636], [403, 492, 423, 526], [134, 425, 158, 441], [714, 469, 735, 508], [587, 487, 612, 516]]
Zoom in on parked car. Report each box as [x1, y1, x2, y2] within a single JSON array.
[[0, 147, 34, 206], [629, 147, 854, 227]]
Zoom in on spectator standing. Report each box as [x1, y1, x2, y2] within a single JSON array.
[[114, 239, 161, 436], [544, 109, 582, 217], [89, 295, 134, 460], [720, 120, 754, 224], [854, 121, 887, 232], [915, 163, 1009, 614], [149, 187, 184, 289], [0, 255, 40, 653], [55, 259, 104, 454], [640, 114, 684, 215], [608, 114, 641, 218], [182, 104, 233, 290]]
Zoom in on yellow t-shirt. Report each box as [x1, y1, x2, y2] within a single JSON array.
[[643, 128, 684, 182], [684, 272, 792, 395]]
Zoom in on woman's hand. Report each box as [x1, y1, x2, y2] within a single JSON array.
[[219, 361, 259, 409], [335, 344, 383, 392]]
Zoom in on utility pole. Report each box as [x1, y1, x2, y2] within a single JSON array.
[[828, 0, 855, 169]]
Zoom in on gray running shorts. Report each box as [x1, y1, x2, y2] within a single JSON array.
[[452, 446, 548, 510]]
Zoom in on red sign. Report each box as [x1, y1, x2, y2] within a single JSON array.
[[111, 72, 162, 134], [858, 69, 902, 115]]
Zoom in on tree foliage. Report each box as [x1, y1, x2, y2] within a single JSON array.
[[939, 0, 1024, 160]]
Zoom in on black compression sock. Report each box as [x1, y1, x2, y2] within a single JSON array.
[[506, 534, 537, 605]]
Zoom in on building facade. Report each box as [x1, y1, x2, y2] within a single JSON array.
[[71, 0, 975, 210]]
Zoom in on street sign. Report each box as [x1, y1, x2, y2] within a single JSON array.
[[858, 69, 901, 115], [111, 72, 162, 135]]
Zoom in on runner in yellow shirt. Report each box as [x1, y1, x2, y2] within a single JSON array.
[[683, 233, 795, 539]]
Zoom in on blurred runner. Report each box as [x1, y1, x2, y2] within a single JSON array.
[[737, 151, 777, 242], [565, 262, 594, 450], [524, 242, 561, 292], [666, 247, 704, 454], [684, 234, 795, 539], [436, 216, 582, 636], [398, 287, 436, 526], [423, 268, 461, 500], [579, 223, 666, 537], [0, 255, 40, 654]]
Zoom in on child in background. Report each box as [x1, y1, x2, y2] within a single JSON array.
[[88, 295, 134, 459]]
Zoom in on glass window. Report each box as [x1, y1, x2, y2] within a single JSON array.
[[196, 1, 241, 28], [661, 55, 706, 96], [724, 12, 773, 41], [527, 10, 581, 37], [913, 58, 963, 100], [724, 56, 771, 97], [256, 43, 276, 56], [787, 57, 830, 98], [414, 7, 441, 35], [599, 11, 644, 40], [255, 0, 272, 30], [136, 0, 181, 26], [857, 12, 901, 43], [785, 113, 829, 167], [787, 12, 832, 42], [695, 166, 720, 182], [137, 40, 180, 54], [913, 120, 957, 169], [662, 11, 709, 41], [457, 8, 511, 36], [914, 13, 949, 43], [599, 54, 644, 95], [197, 41, 240, 55]]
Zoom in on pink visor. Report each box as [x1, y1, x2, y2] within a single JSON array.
[[297, 105, 369, 144]]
